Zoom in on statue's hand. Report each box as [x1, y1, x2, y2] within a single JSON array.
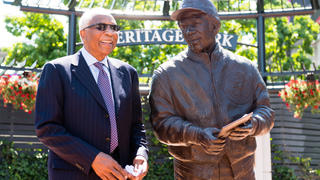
[[197, 127, 225, 155], [229, 121, 254, 141]]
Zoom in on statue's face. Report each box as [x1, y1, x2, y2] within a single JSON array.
[[178, 11, 216, 54]]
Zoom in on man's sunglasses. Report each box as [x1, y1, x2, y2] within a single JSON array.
[[84, 23, 121, 32]]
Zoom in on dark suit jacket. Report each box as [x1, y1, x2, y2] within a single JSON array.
[[35, 51, 148, 180]]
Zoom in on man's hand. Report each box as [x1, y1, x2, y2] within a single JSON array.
[[91, 152, 129, 180], [128, 156, 148, 180], [229, 122, 254, 141], [198, 127, 226, 155]]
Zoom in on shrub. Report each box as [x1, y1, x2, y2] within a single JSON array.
[[0, 140, 48, 180], [0, 73, 38, 114], [272, 144, 320, 180], [278, 78, 320, 118]]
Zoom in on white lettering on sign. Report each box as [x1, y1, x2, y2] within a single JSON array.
[[117, 31, 125, 43], [143, 30, 152, 42], [175, 30, 184, 42], [125, 31, 135, 43], [151, 30, 162, 42], [136, 30, 142, 43], [222, 34, 233, 47], [216, 33, 221, 43], [116, 29, 237, 50], [162, 29, 174, 42]]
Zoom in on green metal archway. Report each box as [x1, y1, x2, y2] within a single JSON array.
[[3, 0, 320, 85]]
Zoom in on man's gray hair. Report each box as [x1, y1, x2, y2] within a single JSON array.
[[78, 8, 113, 31], [78, 8, 114, 42]]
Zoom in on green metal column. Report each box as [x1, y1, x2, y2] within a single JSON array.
[[67, 12, 77, 55], [257, 0, 266, 82]]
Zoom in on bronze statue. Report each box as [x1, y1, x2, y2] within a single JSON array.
[[149, 0, 275, 179]]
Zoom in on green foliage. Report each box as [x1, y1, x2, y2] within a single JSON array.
[[144, 142, 174, 180], [272, 144, 320, 180], [3, 7, 318, 77], [0, 140, 48, 180], [219, 2, 319, 77], [272, 144, 297, 180], [212, 0, 255, 12], [220, 15, 319, 77], [220, 19, 257, 62], [265, 16, 319, 73], [4, 12, 67, 67], [74, 0, 177, 12]]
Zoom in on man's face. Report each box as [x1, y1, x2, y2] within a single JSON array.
[[80, 14, 118, 61], [178, 11, 215, 54]]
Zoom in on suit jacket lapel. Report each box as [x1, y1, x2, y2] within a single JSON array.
[[108, 58, 123, 117], [71, 52, 107, 111]]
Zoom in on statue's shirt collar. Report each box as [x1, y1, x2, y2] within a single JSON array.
[[187, 43, 221, 64]]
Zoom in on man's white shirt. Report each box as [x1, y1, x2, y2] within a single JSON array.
[[81, 47, 115, 106]]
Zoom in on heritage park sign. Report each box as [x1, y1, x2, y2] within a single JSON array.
[[117, 29, 238, 51]]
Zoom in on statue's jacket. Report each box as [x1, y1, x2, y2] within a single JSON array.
[[149, 44, 275, 164]]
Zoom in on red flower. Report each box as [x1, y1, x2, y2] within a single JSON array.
[[0, 73, 39, 113], [279, 78, 320, 118]]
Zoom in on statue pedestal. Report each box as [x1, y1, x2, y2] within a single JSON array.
[[254, 133, 272, 180]]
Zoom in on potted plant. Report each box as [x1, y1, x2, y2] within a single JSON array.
[[0, 72, 38, 114], [278, 76, 320, 118]]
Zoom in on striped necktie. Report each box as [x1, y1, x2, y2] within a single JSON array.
[[94, 62, 118, 152]]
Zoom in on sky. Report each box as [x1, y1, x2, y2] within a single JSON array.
[[0, 1, 26, 49], [0, 1, 68, 50]]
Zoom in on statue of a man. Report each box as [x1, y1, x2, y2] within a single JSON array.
[[149, 0, 275, 179]]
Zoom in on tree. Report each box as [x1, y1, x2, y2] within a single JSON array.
[[218, 0, 319, 78], [3, 12, 67, 67], [3, 0, 319, 76], [265, 16, 319, 73], [220, 16, 319, 85]]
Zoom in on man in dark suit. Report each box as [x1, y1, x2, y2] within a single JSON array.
[[35, 8, 148, 180]]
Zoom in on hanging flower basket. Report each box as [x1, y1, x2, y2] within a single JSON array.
[[0, 73, 39, 114], [278, 77, 320, 119]]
